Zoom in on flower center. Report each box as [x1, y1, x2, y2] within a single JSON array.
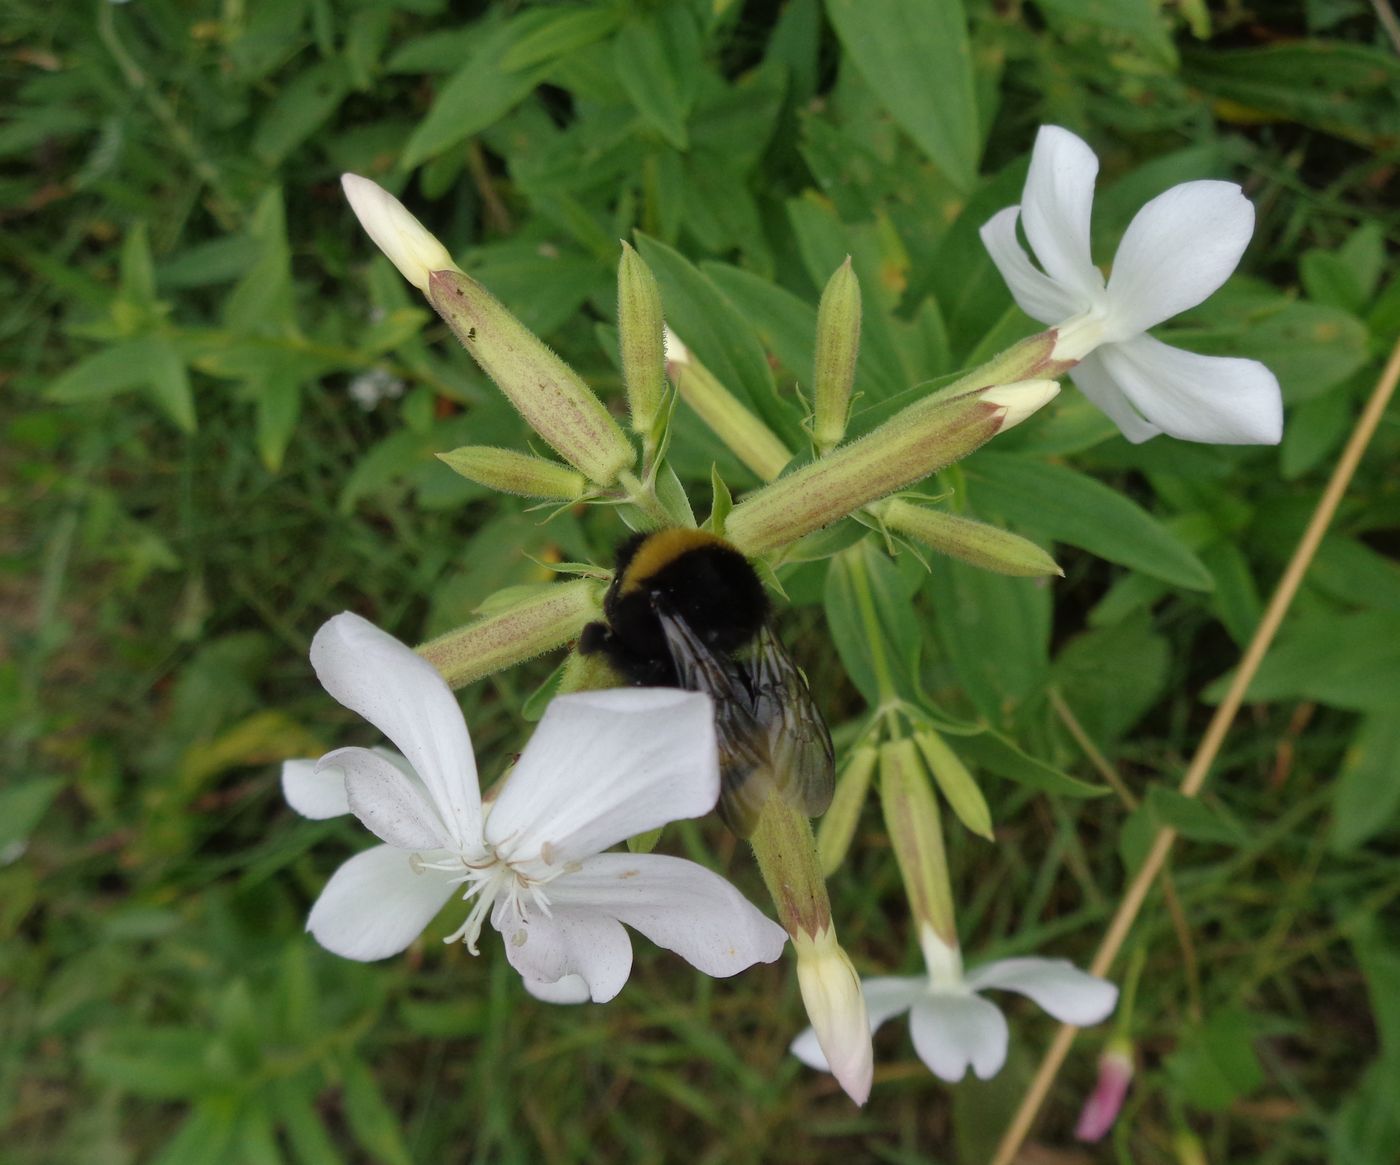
[[416, 845, 563, 956]]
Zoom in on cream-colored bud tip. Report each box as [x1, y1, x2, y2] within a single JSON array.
[[662, 325, 692, 368], [340, 173, 455, 294], [982, 378, 1060, 430]]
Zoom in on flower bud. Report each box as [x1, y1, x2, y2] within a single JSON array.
[[878, 498, 1062, 578], [416, 580, 602, 689], [913, 731, 993, 840], [812, 258, 861, 454], [341, 174, 459, 294], [437, 446, 587, 501], [792, 926, 873, 1105], [429, 271, 635, 486], [879, 740, 956, 944], [617, 242, 667, 440], [817, 745, 877, 876], [665, 328, 791, 482], [1075, 1038, 1134, 1143], [725, 380, 1059, 556]]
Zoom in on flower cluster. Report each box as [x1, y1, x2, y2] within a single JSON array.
[[278, 121, 1281, 1120]]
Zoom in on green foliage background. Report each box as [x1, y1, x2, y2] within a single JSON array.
[[4, 0, 1400, 1162]]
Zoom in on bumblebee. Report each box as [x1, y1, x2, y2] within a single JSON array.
[[579, 529, 834, 837]]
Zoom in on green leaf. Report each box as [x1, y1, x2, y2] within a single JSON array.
[[500, 7, 621, 70], [273, 1087, 346, 1165], [1199, 540, 1263, 648], [150, 1104, 241, 1165], [342, 1060, 412, 1165], [0, 777, 64, 853], [254, 365, 304, 473], [1165, 1009, 1266, 1111], [1330, 715, 1400, 853], [1224, 611, 1400, 713], [955, 729, 1107, 798], [1207, 302, 1370, 404], [1051, 612, 1169, 743], [966, 454, 1214, 591], [1031, 0, 1176, 68], [83, 1028, 228, 1099], [119, 221, 158, 309], [613, 7, 702, 149], [1281, 390, 1353, 480], [825, 0, 979, 190], [825, 540, 926, 707], [927, 554, 1052, 722], [1331, 1061, 1400, 1165], [47, 335, 196, 432], [225, 188, 295, 334], [1143, 786, 1247, 846], [1183, 40, 1400, 149], [402, 18, 549, 168], [253, 58, 352, 166]]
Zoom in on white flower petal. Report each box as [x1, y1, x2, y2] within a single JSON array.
[[310, 613, 482, 847], [551, 852, 787, 977], [1068, 351, 1163, 444], [486, 688, 719, 866], [979, 207, 1083, 324], [319, 746, 450, 852], [1105, 180, 1254, 337], [790, 1026, 830, 1071], [1099, 335, 1283, 444], [1019, 125, 1105, 303], [522, 974, 591, 1005], [282, 758, 350, 819], [908, 992, 1010, 1082], [788, 976, 924, 1072], [967, 957, 1119, 1026], [306, 844, 456, 961], [497, 903, 634, 1003]]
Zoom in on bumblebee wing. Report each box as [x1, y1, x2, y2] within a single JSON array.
[[655, 609, 776, 837], [749, 623, 835, 821], [656, 612, 835, 836]]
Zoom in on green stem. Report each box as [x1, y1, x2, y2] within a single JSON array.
[[616, 468, 672, 530]]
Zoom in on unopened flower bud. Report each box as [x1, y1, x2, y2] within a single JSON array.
[[666, 328, 791, 482], [878, 498, 1062, 578], [913, 731, 993, 840], [429, 271, 635, 486], [1075, 1038, 1134, 1143], [417, 580, 602, 689], [817, 745, 877, 875], [880, 740, 956, 944], [341, 174, 459, 294], [812, 258, 861, 454], [618, 242, 667, 440], [793, 926, 873, 1105], [725, 380, 1059, 556], [437, 446, 587, 501]]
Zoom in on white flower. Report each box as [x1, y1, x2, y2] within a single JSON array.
[[980, 125, 1282, 445], [283, 612, 787, 1002], [790, 928, 1117, 1082]]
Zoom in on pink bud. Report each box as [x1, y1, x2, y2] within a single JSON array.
[[1074, 1043, 1134, 1142]]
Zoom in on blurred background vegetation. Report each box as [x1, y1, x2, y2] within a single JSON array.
[[4, 0, 1400, 1162]]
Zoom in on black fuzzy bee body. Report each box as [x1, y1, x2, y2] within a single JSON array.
[[580, 529, 833, 836]]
